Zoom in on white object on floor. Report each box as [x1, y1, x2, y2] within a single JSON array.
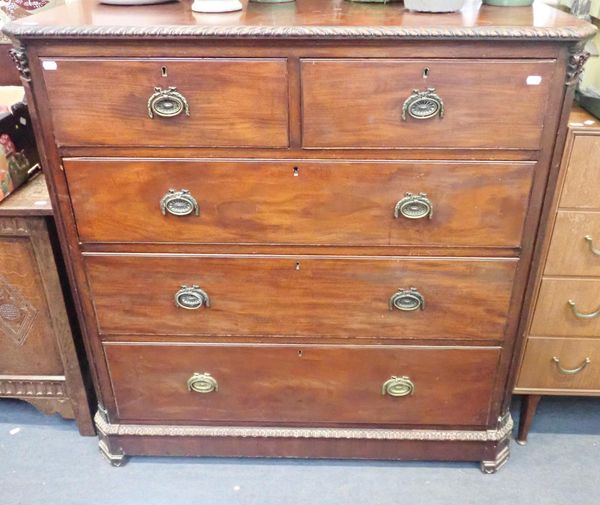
[[191, 0, 243, 12]]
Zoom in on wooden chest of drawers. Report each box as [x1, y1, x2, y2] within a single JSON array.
[[3, 0, 595, 472], [515, 107, 600, 443]]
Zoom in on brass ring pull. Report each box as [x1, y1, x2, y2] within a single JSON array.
[[389, 287, 425, 312], [187, 372, 218, 393], [175, 285, 210, 310], [382, 376, 415, 397], [584, 235, 600, 256], [160, 189, 199, 217], [402, 88, 444, 121], [394, 193, 433, 220], [567, 299, 600, 319], [552, 356, 591, 375], [148, 86, 190, 119]]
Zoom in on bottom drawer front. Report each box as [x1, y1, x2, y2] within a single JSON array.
[[105, 343, 500, 426], [517, 337, 600, 391]]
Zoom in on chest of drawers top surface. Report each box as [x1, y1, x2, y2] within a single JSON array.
[[3, 0, 595, 470]]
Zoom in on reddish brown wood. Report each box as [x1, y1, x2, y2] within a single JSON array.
[[517, 394, 541, 445], [65, 159, 534, 248], [85, 255, 517, 341]]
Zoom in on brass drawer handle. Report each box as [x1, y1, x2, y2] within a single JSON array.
[[552, 356, 591, 375], [389, 287, 425, 312], [160, 189, 199, 217], [402, 88, 444, 121], [382, 376, 415, 397], [584, 235, 600, 256], [394, 193, 433, 220], [148, 86, 190, 119], [567, 299, 600, 319], [175, 285, 210, 310], [187, 372, 218, 393]]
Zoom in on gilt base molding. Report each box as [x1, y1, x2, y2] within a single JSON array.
[[94, 412, 513, 442]]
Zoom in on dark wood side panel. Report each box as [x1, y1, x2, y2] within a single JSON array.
[[65, 159, 534, 248], [85, 255, 517, 340], [104, 342, 500, 426], [301, 59, 554, 149], [41, 58, 289, 148]]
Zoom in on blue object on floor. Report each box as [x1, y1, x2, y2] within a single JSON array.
[[1, 396, 599, 505]]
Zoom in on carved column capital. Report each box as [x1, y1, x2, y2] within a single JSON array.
[[566, 46, 590, 87], [9, 47, 31, 82]]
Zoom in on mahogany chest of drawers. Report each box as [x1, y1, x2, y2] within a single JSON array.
[[3, 0, 595, 472]]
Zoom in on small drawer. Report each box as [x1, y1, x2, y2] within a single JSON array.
[[65, 159, 534, 248], [104, 342, 500, 425], [301, 58, 554, 149], [41, 58, 289, 147], [517, 337, 600, 391], [85, 255, 517, 341], [559, 135, 600, 209], [531, 278, 600, 337], [545, 211, 600, 276]]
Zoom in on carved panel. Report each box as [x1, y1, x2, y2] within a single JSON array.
[[0, 274, 38, 345], [566, 47, 591, 86]]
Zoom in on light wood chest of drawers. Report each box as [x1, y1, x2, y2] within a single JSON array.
[[515, 107, 600, 443], [3, 0, 595, 472]]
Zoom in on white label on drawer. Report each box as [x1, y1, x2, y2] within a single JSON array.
[[42, 60, 58, 71], [526, 75, 542, 85]]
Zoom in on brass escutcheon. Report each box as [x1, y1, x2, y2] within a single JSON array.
[[187, 372, 218, 393], [148, 86, 190, 119], [382, 376, 415, 397], [402, 88, 444, 121], [389, 287, 425, 312], [394, 193, 433, 220], [160, 189, 199, 217]]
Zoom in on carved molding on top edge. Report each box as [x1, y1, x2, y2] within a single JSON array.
[[1, 23, 597, 41], [0, 376, 67, 397], [94, 412, 513, 442], [566, 46, 591, 86], [8, 47, 31, 82]]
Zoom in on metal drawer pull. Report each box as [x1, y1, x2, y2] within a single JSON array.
[[584, 235, 600, 256], [552, 356, 591, 375], [382, 376, 415, 397], [394, 193, 433, 220], [175, 285, 210, 310], [389, 287, 425, 312], [187, 372, 218, 393], [148, 86, 190, 119], [160, 189, 199, 217], [402, 88, 444, 121], [567, 299, 600, 319]]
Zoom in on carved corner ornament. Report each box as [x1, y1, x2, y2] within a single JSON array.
[[566, 47, 591, 87], [9, 47, 31, 82]]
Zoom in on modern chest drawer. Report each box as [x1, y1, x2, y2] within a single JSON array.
[[65, 159, 534, 247], [301, 59, 554, 149], [544, 211, 600, 276], [531, 278, 600, 337], [41, 58, 289, 148], [517, 337, 599, 391], [104, 342, 500, 425], [559, 135, 600, 209], [85, 255, 516, 340]]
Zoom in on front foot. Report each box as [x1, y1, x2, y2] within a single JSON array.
[[480, 445, 510, 474], [99, 438, 128, 467]]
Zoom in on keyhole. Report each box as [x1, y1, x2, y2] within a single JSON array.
[[298, 350, 303, 357], [422, 67, 430, 79], [161, 66, 168, 78], [293, 167, 299, 177], [295, 262, 301, 271]]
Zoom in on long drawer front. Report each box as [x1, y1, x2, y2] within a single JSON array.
[[517, 337, 600, 391], [85, 255, 516, 340], [65, 159, 533, 247], [104, 342, 501, 425]]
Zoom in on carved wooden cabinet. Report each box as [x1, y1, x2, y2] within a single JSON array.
[[3, 0, 595, 471], [515, 107, 600, 444], [0, 174, 94, 435]]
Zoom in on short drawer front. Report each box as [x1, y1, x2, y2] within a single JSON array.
[[65, 159, 533, 247], [41, 58, 289, 147], [545, 211, 600, 276], [104, 343, 500, 425], [301, 59, 554, 149], [560, 135, 600, 209], [517, 337, 600, 391], [531, 278, 600, 337], [86, 255, 516, 340]]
